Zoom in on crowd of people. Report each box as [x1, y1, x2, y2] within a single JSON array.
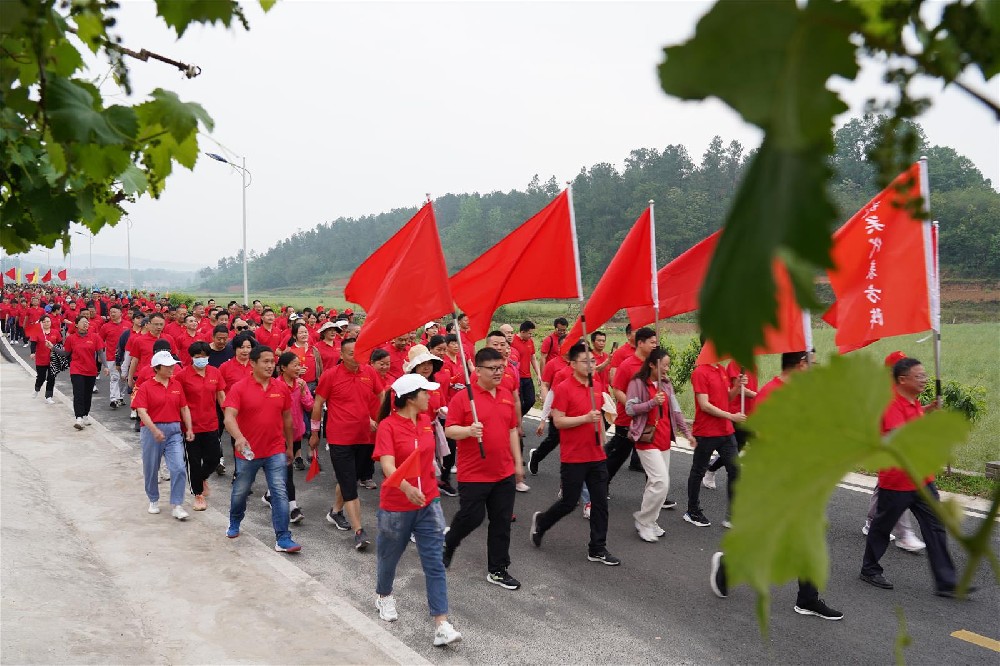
[[2, 284, 974, 647]]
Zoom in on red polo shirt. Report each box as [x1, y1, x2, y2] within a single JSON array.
[[510, 335, 536, 379], [879, 391, 933, 491], [540, 332, 564, 363], [316, 339, 340, 370], [446, 383, 517, 483], [176, 365, 226, 433], [254, 324, 282, 349], [315, 363, 383, 445], [133, 376, 188, 424], [219, 358, 253, 389], [611, 354, 644, 427], [126, 332, 177, 372], [552, 375, 607, 463], [99, 320, 129, 363], [593, 350, 610, 386], [64, 330, 102, 376], [224, 376, 291, 460], [373, 412, 440, 512], [755, 376, 785, 405], [727, 361, 758, 415], [609, 342, 635, 372], [382, 344, 409, 383], [541, 356, 569, 387], [691, 363, 735, 437], [31, 328, 63, 366]]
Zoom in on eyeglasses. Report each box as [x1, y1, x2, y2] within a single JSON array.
[[235, 326, 248, 331], [477, 365, 506, 374]]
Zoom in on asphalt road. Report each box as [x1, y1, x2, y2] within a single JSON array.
[[6, 341, 998, 664]]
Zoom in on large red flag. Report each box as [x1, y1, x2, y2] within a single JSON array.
[[627, 231, 720, 327], [57, 268, 68, 281], [384, 448, 421, 489], [826, 163, 930, 352], [3, 268, 15, 281], [561, 208, 654, 353], [24, 271, 35, 284], [345, 202, 453, 357], [450, 191, 579, 343], [41, 269, 52, 283]]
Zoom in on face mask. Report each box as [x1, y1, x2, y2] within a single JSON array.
[[193, 357, 210, 369]]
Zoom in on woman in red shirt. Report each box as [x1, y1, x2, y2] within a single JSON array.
[[372, 374, 461, 647], [30, 314, 62, 403], [267, 352, 315, 522], [315, 321, 341, 373], [624, 348, 693, 542], [133, 351, 194, 520], [287, 321, 322, 390], [175, 341, 226, 511]]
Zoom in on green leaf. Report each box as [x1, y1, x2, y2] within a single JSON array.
[[137, 89, 214, 142], [724, 355, 970, 631], [71, 143, 132, 182], [259, 0, 278, 11], [0, 0, 30, 37], [154, 0, 238, 37], [46, 39, 84, 77], [103, 105, 140, 142], [46, 76, 125, 144], [119, 164, 148, 196], [73, 11, 105, 54]]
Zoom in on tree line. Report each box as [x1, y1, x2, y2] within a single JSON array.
[[198, 116, 999, 294]]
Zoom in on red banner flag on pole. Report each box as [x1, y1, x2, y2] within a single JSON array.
[[57, 268, 68, 281], [3, 268, 15, 281], [41, 269, 52, 283], [826, 162, 931, 352], [450, 190, 579, 343], [627, 231, 720, 327], [345, 202, 453, 357], [24, 271, 35, 284], [560, 207, 655, 353], [384, 448, 421, 490]]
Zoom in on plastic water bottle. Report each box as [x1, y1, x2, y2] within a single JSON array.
[[241, 442, 255, 461]]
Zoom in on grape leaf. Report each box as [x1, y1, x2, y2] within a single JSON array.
[[73, 11, 105, 55], [119, 164, 148, 196], [46, 76, 126, 144], [725, 354, 971, 631], [154, 0, 238, 37], [259, 0, 278, 11], [138, 89, 214, 142]]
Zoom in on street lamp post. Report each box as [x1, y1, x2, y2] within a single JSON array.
[[206, 152, 251, 306], [72, 230, 94, 271]]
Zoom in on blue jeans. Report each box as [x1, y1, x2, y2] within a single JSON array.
[[229, 453, 291, 541], [376, 501, 448, 617], [140, 422, 187, 506]]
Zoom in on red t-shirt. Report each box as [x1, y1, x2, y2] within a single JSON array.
[[64, 331, 102, 376], [755, 376, 785, 405], [254, 324, 282, 349], [382, 344, 409, 383], [510, 336, 536, 378], [470, 363, 519, 396], [611, 354, 644, 427], [174, 329, 207, 365], [288, 343, 319, 383], [176, 365, 226, 433], [162, 320, 184, 341], [31, 328, 62, 366], [373, 413, 441, 512], [691, 363, 735, 437], [441, 354, 467, 401], [609, 342, 635, 372], [126, 332, 177, 372], [219, 358, 253, 389], [98, 320, 129, 363], [446, 384, 517, 483], [539, 332, 565, 363], [726, 361, 759, 415], [541, 356, 569, 387], [593, 350, 610, 386], [132, 376, 188, 424], [634, 379, 673, 452], [223, 376, 292, 460], [551, 375, 607, 464], [879, 391, 933, 491], [315, 364, 383, 445], [316, 340, 340, 370]]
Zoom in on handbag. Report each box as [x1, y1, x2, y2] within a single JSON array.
[[638, 424, 656, 443], [49, 344, 71, 376]]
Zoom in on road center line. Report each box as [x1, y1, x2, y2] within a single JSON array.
[[951, 630, 1000, 653]]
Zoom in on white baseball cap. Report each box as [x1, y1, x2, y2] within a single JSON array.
[[391, 374, 439, 396], [334, 319, 349, 328], [151, 351, 180, 367], [424, 321, 438, 329]]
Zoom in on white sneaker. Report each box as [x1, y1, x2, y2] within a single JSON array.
[[32, 391, 39, 398], [636, 523, 659, 543], [376, 595, 398, 622], [82, 415, 92, 426], [45, 397, 55, 404], [862, 520, 896, 541], [74, 417, 84, 430], [582, 502, 591, 519], [702, 470, 717, 490], [148, 502, 160, 514], [515, 481, 531, 492], [895, 533, 926, 553], [172, 505, 189, 520], [433, 620, 462, 646], [159, 466, 170, 482], [653, 523, 665, 537]]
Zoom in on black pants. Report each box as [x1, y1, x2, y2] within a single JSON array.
[[536, 460, 609, 554], [532, 422, 560, 465], [604, 430, 634, 482], [446, 474, 516, 572], [357, 443, 376, 481], [796, 581, 819, 606], [861, 483, 956, 590], [35, 364, 55, 398], [687, 434, 738, 514], [709, 428, 749, 471], [440, 438, 457, 483], [186, 430, 222, 495], [70, 374, 96, 417], [519, 377, 536, 417]]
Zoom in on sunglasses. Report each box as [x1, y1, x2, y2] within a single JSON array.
[[235, 326, 248, 331]]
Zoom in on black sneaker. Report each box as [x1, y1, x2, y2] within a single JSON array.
[[109, 401, 118, 410], [438, 481, 458, 497], [529, 511, 543, 547], [487, 568, 522, 590], [710, 552, 728, 598], [684, 510, 711, 527], [587, 549, 621, 566], [794, 598, 844, 620], [935, 585, 978, 598], [527, 448, 539, 475], [859, 572, 893, 589], [443, 545, 455, 568], [289, 507, 304, 523], [216, 463, 226, 476], [628, 463, 644, 472], [293, 457, 306, 471], [661, 498, 677, 510], [355, 529, 371, 551], [326, 509, 351, 531], [261, 492, 271, 506]]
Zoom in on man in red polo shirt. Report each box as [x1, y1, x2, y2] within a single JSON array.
[[683, 339, 747, 529], [703, 361, 759, 490], [381, 335, 411, 383], [538, 317, 568, 376], [126, 312, 177, 389], [525, 343, 571, 475], [99, 305, 130, 409], [509, 320, 540, 417], [529, 343, 620, 566], [309, 338, 383, 551], [223, 345, 300, 553], [860, 357, 967, 597], [608, 325, 636, 384], [444, 347, 524, 590]]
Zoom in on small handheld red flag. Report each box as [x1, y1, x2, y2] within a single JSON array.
[[305, 454, 321, 482], [384, 448, 421, 489], [41, 269, 52, 283]]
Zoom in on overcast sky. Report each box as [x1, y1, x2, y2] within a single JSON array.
[[42, 1, 1000, 270]]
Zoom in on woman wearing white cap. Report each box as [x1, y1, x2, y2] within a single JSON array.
[[133, 350, 194, 520], [403, 344, 451, 496], [372, 373, 461, 647]]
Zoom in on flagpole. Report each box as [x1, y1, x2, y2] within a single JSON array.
[[918, 156, 942, 406], [452, 309, 485, 458], [649, 199, 664, 419], [566, 183, 603, 447]]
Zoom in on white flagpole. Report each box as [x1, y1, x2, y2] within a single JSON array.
[[649, 200, 664, 418], [452, 308, 485, 459], [918, 156, 942, 405], [565, 183, 603, 447], [801, 309, 814, 364]]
